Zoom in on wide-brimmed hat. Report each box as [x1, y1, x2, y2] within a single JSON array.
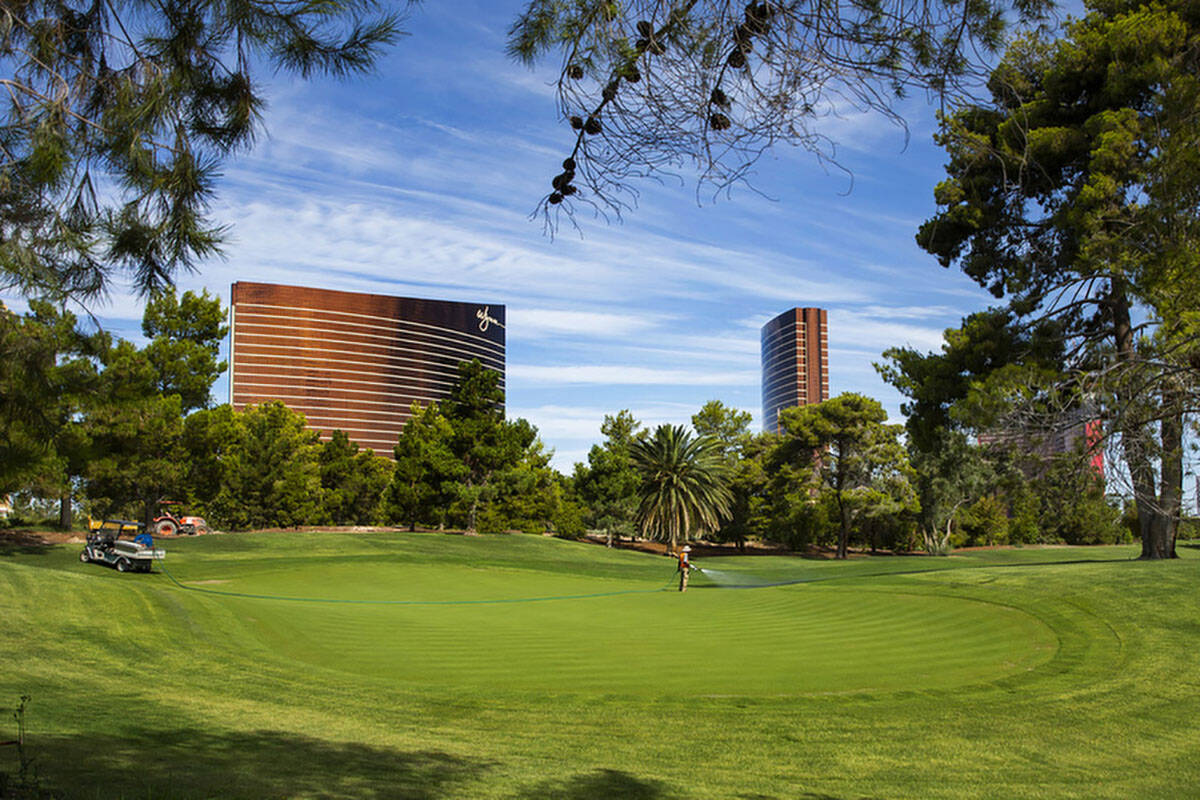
[[682, 546, 691, 552]]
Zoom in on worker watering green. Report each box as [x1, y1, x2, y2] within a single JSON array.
[[676, 546, 696, 592]]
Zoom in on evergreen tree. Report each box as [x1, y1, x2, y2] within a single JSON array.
[[877, 310, 1065, 553], [691, 400, 766, 550], [319, 430, 390, 526], [0, 301, 105, 526], [773, 394, 912, 559], [0, 0, 403, 303], [209, 401, 323, 530], [917, 0, 1200, 557], [442, 360, 532, 532], [388, 403, 461, 531], [142, 288, 228, 412], [508, 0, 1051, 225], [573, 410, 643, 545], [83, 341, 185, 527], [481, 438, 574, 534], [691, 401, 753, 458], [180, 404, 240, 520]]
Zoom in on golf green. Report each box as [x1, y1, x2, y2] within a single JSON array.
[[1, 531, 1198, 799], [167, 560, 1055, 696]]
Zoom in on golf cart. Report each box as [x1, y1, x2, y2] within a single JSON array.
[[80, 519, 165, 573]]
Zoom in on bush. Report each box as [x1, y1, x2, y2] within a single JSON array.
[[1177, 517, 1200, 542], [958, 495, 1010, 547]]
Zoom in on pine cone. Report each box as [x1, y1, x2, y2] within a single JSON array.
[[745, 3, 773, 35]]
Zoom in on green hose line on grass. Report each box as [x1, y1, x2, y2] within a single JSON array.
[[154, 549, 1133, 607], [156, 559, 678, 605]]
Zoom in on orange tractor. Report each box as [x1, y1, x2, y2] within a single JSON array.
[[152, 500, 211, 536]]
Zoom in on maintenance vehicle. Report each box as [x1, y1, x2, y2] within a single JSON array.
[[80, 519, 165, 573], [152, 500, 210, 536]]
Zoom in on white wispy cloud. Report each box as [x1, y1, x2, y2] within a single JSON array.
[[511, 400, 751, 433], [830, 309, 948, 353], [509, 364, 759, 386], [7, 0, 1006, 475], [506, 307, 671, 339], [510, 399, 759, 470]]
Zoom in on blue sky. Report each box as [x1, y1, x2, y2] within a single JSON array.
[[7, 1, 1042, 472]]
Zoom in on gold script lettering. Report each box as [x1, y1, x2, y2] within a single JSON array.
[[476, 306, 503, 332]]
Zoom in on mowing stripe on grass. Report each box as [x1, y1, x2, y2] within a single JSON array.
[[8, 535, 1193, 798], [156, 559, 678, 604], [158, 548, 1134, 604], [696, 554, 1135, 589]]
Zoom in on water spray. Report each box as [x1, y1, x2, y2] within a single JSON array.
[[693, 565, 779, 588]]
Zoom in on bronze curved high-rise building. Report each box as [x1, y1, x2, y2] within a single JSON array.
[[761, 307, 828, 432], [229, 282, 505, 454]]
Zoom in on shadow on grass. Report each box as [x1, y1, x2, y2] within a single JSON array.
[[510, 779, 882, 800], [733, 793, 886, 800], [514, 768, 675, 799], [0, 533, 56, 557], [36, 728, 492, 800]]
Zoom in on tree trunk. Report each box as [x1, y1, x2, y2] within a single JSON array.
[[835, 494, 850, 559], [144, 496, 156, 533], [1159, 401, 1182, 557], [466, 479, 478, 533], [58, 492, 72, 530], [1109, 286, 1178, 560], [1143, 398, 1182, 559]]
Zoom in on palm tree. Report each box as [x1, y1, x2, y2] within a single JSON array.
[[629, 425, 733, 552]]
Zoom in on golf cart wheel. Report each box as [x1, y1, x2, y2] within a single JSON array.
[[155, 520, 177, 536], [79, 550, 90, 563], [116, 558, 132, 573]]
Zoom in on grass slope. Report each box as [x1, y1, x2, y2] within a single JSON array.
[[1, 532, 1198, 799]]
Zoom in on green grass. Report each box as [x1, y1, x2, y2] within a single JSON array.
[[1, 532, 1199, 798]]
